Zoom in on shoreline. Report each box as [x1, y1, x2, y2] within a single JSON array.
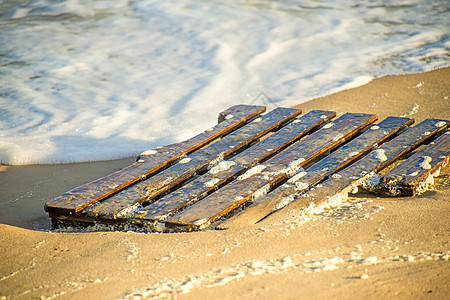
[[1, 67, 449, 299]]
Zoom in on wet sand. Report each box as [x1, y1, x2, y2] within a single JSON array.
[[1, 67, 449, 299]]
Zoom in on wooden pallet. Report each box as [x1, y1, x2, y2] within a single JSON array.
[[45, 105, 450, 232]]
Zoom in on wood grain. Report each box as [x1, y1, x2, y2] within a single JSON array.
[[44, 105, 265, 215], [166, 113, 377, 230], [279, 118, 450, 213], [380, 130, 450, 196], [86, 107, 301, 219], [134, 110, 335, 223], [227, 116, 413, 225]]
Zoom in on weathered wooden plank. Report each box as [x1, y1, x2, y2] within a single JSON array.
[[166, 113, 377, 230], [225, 116, 414, 225], [85, 107, 302, 219], [379, 130, 450, 196], [133, 110, 335, 223], [269, 118, 450, 216], [45, 105, 265, 215]]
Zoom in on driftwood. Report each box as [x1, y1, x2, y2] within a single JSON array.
[[44, 105, 449, 232]]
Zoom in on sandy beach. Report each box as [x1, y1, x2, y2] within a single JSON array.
[[1, 67, 449, 299]]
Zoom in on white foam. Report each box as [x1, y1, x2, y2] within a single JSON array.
[[419, 156, 432, 170], [251, 184, 271, 202], [274, 195, 295, 211], [360, 256, 378, 265], [373, 149, 388, 162], [361, 172, 381, 190], [288, 170, 308, 183], [332, 133, 344, 142], [1, 0, 448, 165], [208, 155, 224, 168], [140, 149, 157, 156], [348, 151, 359, 157], [286, 158, 306, 176], [401, 104, 419, 117], [116, 203, 143, 218], [120, 248, 450, 299], [209, 161, 236, 174], [408, 171, 419, 177], [237, 165, 266, 181], [264, 159, 305, 180], [178, 157, 191, 164], [193, 218, 208, 226], [204, 178, 220, 187], [295, 182, 309, 191]]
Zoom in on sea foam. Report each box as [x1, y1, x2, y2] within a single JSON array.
[[1, 0, 448, 165]]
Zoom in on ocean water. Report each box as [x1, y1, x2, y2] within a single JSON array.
[[1, 0, 449, 165]]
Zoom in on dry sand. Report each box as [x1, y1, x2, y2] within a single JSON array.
[[1, 67, 449, 300]]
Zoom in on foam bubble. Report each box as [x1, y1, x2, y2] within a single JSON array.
[[140, 149, 157, 156], [295, 182, 309, 191], [209, 161, 236, 174], [237, 165, 266, 181], [193, 218, 208, 226], [288, 170, 308, 183], [204, 178, 220, 187], [373, 149, 387, 162], [419, 156, 432, 170], [179, 157, 191, 164]]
